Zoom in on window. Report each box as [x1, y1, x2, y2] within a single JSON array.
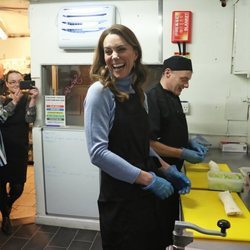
[[42, 65, 91, 126], [41, 64, 162, 126]]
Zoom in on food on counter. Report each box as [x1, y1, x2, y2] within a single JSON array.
[[208, 160, 220, 171], [209, 171, 242, 179], [218, 191, 243, 216], [208, 171, 244, 192]]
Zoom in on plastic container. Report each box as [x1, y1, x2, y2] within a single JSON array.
[[239, 167, 250, 186], [239, 167, 250, 177], [207, 171, 244, 192]]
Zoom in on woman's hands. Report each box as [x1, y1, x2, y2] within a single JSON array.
[[28, 87, 39, 107], [10, 87, 39, 107], [159, 165, 191, 194], [10, 89, 23, 105], [29, 87, 39, 99], [135, 170, 174, 200], [142, 172, 174, 200], [153, 157, 191, 194]]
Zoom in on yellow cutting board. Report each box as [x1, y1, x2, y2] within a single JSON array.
[[185, 163, 231, 189], [181, 189, 250, 242]]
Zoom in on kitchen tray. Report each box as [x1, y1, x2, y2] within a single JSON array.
[[181, 189, 250, 242], [185, 162, 231, 189]]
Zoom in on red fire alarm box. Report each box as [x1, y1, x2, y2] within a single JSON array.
[[172, 11, 192, 43]]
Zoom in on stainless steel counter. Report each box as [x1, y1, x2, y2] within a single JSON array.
[[204, 148, 250, 172], [184, 149, 250, 250]]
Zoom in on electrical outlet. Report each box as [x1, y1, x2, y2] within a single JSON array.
[[181, 101, 190, 114]]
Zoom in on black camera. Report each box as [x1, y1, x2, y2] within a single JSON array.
[[19, 80, 35, 90]]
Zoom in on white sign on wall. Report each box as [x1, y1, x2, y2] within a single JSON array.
[[45, 95, 66, 126], [58, 4, 116, 49]]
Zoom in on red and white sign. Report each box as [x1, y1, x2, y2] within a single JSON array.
[[172, 11, 192, 43]]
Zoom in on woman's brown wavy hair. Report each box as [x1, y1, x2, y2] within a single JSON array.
[[90, 24, 147, 104]]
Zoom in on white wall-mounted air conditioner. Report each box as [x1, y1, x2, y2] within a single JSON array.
[[58, 4, 116, 49]]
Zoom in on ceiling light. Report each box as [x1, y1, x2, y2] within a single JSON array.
[[0, 21, 8, 40]]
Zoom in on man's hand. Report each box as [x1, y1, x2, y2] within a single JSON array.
[[181, 148, 205, 163], [189, 138, 208, 154]]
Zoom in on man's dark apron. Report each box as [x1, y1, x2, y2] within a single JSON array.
[[154, 84, 189, 170], [154, 84, 189, 247], [98, 91, 165, 250]]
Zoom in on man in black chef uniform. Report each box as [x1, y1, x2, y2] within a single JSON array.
[[147, 55, 208, 247]]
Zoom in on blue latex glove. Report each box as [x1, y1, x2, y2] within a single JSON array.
[[143, 172, 174, 200], [189, 138, 208, 155], [160, 165, 191, 194], [181, 148, 205, 163]]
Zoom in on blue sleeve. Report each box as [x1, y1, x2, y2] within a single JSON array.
[[84, 82, 141, 184]]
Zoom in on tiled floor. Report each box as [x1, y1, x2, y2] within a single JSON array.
[[9, 166, 36, 220], [0, 166, 102, 250]]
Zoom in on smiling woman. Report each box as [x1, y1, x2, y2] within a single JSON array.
[[84, 24, 191, 250], [0, 70, 39, 235], [103, 34, 138, 80]]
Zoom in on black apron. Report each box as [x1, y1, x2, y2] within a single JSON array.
[[147, 83, 189, 247], [0, 94, 29, 183], [98, 91, 165, 250]]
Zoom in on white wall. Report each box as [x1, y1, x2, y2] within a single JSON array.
[[163, 0, 250, 146], [29, 0, 160, 77], [29, 0, 250, 147]]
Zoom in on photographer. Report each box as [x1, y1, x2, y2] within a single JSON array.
[[0, 70, 39, 235]]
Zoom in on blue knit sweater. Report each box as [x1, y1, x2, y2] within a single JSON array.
[[84, 75, 157, 184]]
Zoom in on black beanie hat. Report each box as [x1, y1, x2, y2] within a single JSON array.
[[162, 56, 193, 72]]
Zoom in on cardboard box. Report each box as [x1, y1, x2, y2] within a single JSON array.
[[220, 142, 247, 153]]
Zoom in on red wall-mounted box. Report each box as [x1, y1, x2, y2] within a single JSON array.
[[171, 11, 192, 43]]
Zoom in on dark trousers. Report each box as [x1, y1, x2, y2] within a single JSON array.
[[98, 196, 166, 250], [157, 192, 180, 247], [0, 181, 24, 217]]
